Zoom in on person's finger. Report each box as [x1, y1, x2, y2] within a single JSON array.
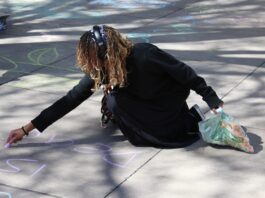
[[6, 132, 13, 143], [4, 143, 10, 149], [8, 136, 18, 145], [6, 132, 15, 144]]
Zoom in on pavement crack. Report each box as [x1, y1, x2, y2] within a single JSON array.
[[0, 183, 63, 198], [220, 60, 265, 101], [104, 149, 162, 198]]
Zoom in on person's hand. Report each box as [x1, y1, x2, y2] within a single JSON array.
[[5, 128, 25, 147], [211, 102, 224, 114]]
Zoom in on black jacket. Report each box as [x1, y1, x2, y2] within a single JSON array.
[[32, 43, 223, 138]]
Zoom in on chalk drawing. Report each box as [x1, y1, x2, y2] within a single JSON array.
[[0, 56, 18, 71], [152, 23, 194, 34], [187, 5, 220, 13], [127, 33, 151, 43], [30, 164, 47, 177], [73, 143, 112, 154], [0, 47, 79, 75], [102, 152, 139, 168], [182, 15, 196, 25], [0, 192, 12, 198], [170, 24, 194, 32], [0, 159, 46, 176], [89, 0, 171, 9], [27, 48, 59, 66], [73, 143, 143, 168]]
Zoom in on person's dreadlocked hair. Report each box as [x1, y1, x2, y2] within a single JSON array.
[[76, 25, 133, 89]]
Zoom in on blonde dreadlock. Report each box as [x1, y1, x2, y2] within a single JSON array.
[[76, 25, 133, 89]]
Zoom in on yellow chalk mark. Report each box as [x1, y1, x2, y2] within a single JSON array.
[[2, 47, 80, 74], [27, 48, 59, 65], [0, 56, 19, 70], [27, 48, 46, 65]]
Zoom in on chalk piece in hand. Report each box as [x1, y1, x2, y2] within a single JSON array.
[[4, 143, 10, 149]]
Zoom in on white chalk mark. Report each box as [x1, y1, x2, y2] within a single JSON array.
[[127, 33, 151, 43], [31, 164, 47, 177], [96, 143, 112, 152], [0, 159, 46, 177], [73, 143, 112, 154], [0, 159, 38, 173], [45, 134, 56, 143], [102, 152, 140, 168]]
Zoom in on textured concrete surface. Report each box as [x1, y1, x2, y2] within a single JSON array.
[[0, 0, 264, 197]]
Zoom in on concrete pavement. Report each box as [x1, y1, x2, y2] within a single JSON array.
[[0, 0, 264, 197]]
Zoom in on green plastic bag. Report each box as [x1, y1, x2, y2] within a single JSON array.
[[198, 108, 254, 153]]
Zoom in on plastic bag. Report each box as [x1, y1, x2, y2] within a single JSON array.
[[198, 108, 254, 153]]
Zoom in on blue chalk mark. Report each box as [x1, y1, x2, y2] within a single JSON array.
[[0, 192, 12, 198], [153, 23, 195, 34], [127, 33, 151, 43], [170, 24, 194, 33], [183, 15, 194, 21], [86, 11, 106, 17], [89, 0, 171, 9]]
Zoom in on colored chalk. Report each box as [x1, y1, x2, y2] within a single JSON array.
[[4, 143, 10, 149]]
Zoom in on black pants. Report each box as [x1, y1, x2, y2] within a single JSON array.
[[105, 91, 199, 148]]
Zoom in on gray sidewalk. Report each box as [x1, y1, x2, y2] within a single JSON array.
[[0, 0, 264, 197]]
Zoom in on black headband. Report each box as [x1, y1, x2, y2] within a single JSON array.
[[91, 25, 107, 60]]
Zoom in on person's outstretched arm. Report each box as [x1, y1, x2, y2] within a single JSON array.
[[5, 75, 94, 147]]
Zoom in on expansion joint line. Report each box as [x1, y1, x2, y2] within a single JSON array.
[[104, 149, 162, 198], [221, 61, 265, 101], [0, 183, 63, 198]]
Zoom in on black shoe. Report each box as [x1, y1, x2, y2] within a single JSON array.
[[189, 104, 205, 122]]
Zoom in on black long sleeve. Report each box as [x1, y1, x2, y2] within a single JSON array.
[[147, 45, 223, 109], [31, 75, 94, 132]]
